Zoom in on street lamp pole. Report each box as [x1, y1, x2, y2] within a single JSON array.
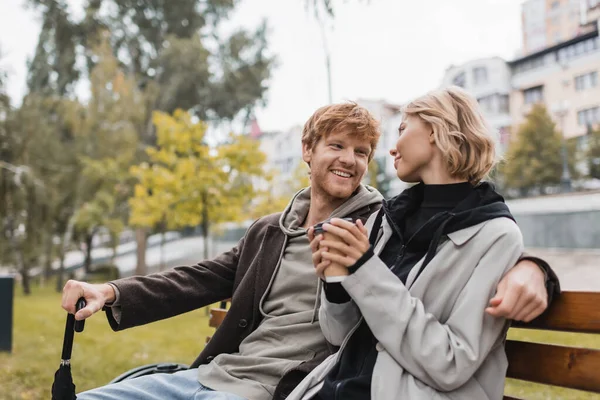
[[556, 62, 573, 192], [559, 109, 572, 192]]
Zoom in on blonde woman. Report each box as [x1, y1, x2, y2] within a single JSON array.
[[292, 86, 525, 399]]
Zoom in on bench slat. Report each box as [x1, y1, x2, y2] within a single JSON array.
[[512, 291, 600, 334], [506, 340, 600, 393], [209, 308, 228, 328]]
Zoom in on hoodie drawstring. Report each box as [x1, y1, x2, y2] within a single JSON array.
[[311, 278, 323, 324]]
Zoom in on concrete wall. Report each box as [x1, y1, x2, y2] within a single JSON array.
[[514, 210, 600, 248], [508, 191, 600, 249]]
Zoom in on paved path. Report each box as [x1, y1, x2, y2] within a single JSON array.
[[140, 241, 600, 292], [526, 248, 600, 291]]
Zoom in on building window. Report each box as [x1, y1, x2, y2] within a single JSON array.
[[498, 94, 509, 113], [473, 67, 488, 85], [523, 86, 544, 104], [556, 37, 598, 64], [477, 95, 494, 113], [577, 107, 600, 126], [577, 134, 590, 151], [514, 55, 546, 75], [452, 71, 466, 88], [575, 71, 598, 91]]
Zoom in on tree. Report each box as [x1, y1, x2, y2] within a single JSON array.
[[0, 93, 68, 294], [26, 0, 276, 272], [250, 162, 311, 219], [501, 104, 577, 195], [25, 0, 79, 96], [130, 109, 269, 261], [587, 125, 600, 180], [64, 34, 143, 275]]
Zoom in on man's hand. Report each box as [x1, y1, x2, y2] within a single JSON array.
[[61, 280, 116, 321], [485, 259, 548, 322]]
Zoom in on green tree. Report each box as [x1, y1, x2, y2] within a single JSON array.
[[0, 93, 70, 294], [25, 0, 79, 96], [501, 104, 577, 195], [64, 34, 142, 275], [587, 125, 600, 180], [130, 109, 269, 260]]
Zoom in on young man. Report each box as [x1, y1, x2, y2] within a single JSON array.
[[62, 103, 559, 400]]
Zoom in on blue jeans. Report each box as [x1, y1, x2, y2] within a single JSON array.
[[77, 368, 247, 400]]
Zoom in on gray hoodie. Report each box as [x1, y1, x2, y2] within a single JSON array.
[[196, 185, 383, 400]]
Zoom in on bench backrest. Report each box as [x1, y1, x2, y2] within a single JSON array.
[[207, 292, 600, 398], [504, 291, 600, 399], [206, 300, 229, 344]]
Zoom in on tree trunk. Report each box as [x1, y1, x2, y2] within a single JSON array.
[[135, 227, 148, 275], [56, 212, 78, 292], [201, 192, 209, 260], [21, 265, 31, 295], [83, 232, 94, 275], [56, 248, 66, 292], [160, 225, 166, 272], [42, 203, 54, 282], [43, 228, 54, 282]]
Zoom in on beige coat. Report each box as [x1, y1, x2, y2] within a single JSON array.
[[287, 212, 523, 400]]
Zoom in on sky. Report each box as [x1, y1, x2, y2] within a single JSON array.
[[0, 0, 527, 133]]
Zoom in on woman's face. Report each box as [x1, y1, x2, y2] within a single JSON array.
[[390, 114, 437, 183]]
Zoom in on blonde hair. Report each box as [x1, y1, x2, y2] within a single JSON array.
[[302, 102, 381, 161], [403, 86, 496, 184]]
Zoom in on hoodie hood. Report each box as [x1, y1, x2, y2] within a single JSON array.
[[376, 181, 514, 280], [279, 184, 384, 237], [383, 181, 513, 244]]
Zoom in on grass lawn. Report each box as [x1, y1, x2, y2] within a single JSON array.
[[0, 284, 214, 400], [1, 284, 599, 399]]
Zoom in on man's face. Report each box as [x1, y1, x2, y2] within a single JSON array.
[[302, 130, 371, 201]]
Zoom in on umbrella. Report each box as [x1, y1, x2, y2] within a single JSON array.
[[52, 298, 86, 400]]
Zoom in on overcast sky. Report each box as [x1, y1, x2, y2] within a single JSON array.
[[0, 0, 527, 132]]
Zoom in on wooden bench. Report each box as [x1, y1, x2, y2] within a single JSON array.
[[206, 292, 600, 397], [206, 300, 230, 344], [504, 291, 600, 399]]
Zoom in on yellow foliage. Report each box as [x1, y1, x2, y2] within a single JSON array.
[[249, 162, 311, 219], [129, 109, 270, 231]]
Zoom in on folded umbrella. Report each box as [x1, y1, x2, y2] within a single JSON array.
[[52, 298, 86, 400]]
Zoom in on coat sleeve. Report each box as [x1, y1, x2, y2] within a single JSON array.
[[341, 219, 524, 391], [317, 210, 379, 346], [518, 253, 561, 309], [104, 225, 253, 331], [318, 290, 361, 346]]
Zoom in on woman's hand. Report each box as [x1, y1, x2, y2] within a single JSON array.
[[320, 218, 370, 268]]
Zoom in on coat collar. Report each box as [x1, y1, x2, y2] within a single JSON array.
[[446, 221, 488, 246]]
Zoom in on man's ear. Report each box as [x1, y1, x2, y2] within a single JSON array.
[[302, 142, 312, 164]]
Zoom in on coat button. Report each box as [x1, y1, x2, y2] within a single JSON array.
[[375, 342, 384, 352], [238, 319, 248, 328]]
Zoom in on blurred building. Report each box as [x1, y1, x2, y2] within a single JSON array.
[[440, 58, 513, 153], [509, 21, 600, 146], [521, 0, 597, 55], [258, 126, 304, 196], [356, 99, 407, 196]]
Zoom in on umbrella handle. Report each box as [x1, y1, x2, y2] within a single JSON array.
[[74, 298, 86, 333], [60, 297, 86, 361]]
